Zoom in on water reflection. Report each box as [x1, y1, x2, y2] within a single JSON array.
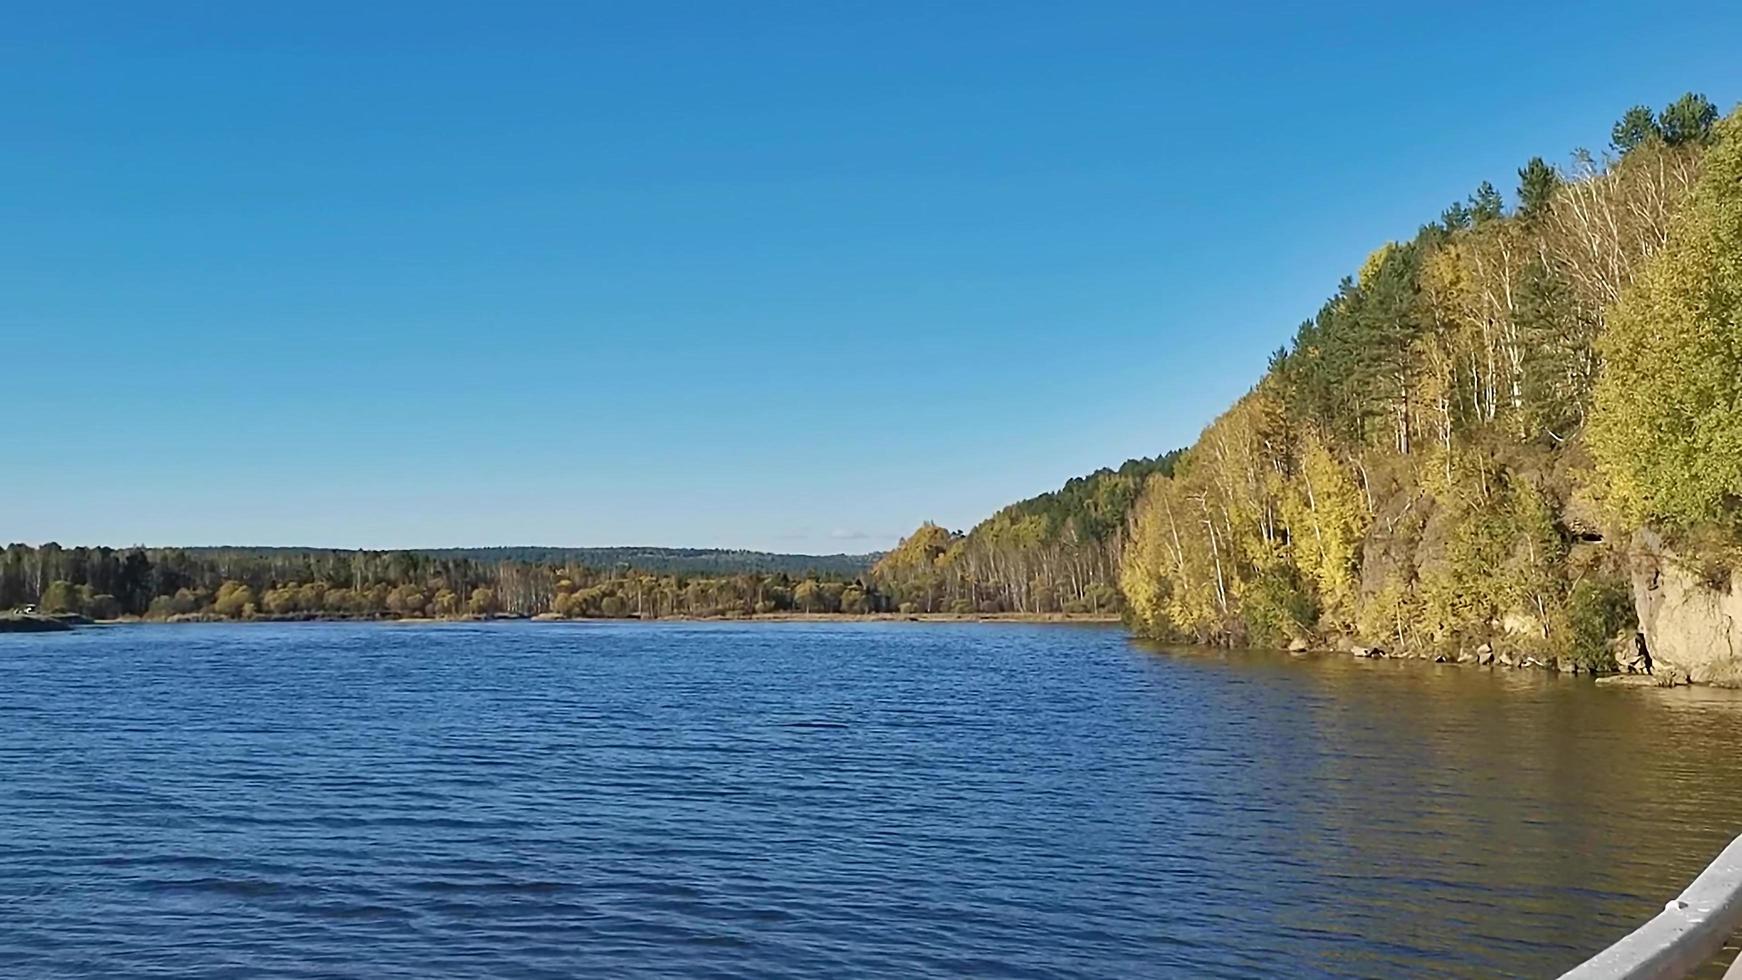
[[1135, 644, 1742, 976]]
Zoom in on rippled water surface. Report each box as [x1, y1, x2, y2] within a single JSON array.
[[4, 621, 1742, 978]]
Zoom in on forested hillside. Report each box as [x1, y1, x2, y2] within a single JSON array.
[[1115, 94, 1740, 670], [872, 453, 1179, 614]]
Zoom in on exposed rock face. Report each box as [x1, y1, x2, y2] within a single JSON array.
[[1630, 528, 1742, 686]]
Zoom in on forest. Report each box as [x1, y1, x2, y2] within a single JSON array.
[[204, 545, 875, 578], [4, 458, 1184, 622], [0, 544, 913, 621], [868, 93, 1742, 668], [1110, 94, 1741, 669], [870, 454, 1179, 614]]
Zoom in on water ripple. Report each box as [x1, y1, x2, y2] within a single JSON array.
[[3, 621, 1742, 977]]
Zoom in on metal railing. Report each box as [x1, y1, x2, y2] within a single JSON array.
[[1561, 834, 1742, 979]]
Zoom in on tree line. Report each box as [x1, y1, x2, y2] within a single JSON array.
[[213, 545, 875, 578], [4, 448, 1197, 621], [0, 543, 904, 621]]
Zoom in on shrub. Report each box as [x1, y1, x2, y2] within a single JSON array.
[[212, 581, 255, 618], [1242, 566, 1319, 648], [1566, 578, 1635, 672], [39, 580, 79, 614]]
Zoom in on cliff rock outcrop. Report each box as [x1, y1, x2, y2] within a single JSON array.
[[1630, 529, 1742, 685]]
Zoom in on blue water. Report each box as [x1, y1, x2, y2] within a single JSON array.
[[3, 621, 1741, 978]]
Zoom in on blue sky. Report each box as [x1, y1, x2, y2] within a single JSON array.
[[4, 2, 1739, 552]]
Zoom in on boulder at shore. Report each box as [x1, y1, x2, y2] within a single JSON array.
[[0, 614, 73, 633]]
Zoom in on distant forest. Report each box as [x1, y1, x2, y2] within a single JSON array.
[[182, 546, 875, 578], [4, 453, 1189, 621], [2, 467, 1196, 622], [3, 462, 1182, 621], [0, 544, 890, 621]]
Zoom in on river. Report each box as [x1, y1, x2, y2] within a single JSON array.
[[3, 620, 1739, 977]]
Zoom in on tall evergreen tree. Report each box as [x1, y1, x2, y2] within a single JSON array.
[[1469, 181, 1505, 224], [1516, 157, 1560, 220], [1659, 92, 1719, 146], [1611, 105, 1661, 154]]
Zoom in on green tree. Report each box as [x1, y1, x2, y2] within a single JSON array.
[[213, 581, 255, 618], [1469, 181, 1505, 224], [39, 580, 79, 614], [1566, 579, 1633, 671], [1441, 200, 1472, 232], [1516, 157, 1560, 220], [793, 579, 823, 613], [262, 585, 301, 615], [1502, 480, 1566, 641], [1591, 111, 1742, 533], [386, 585, 427, 617], [839, 585, 870, 615], [1611, 105, 1660, 154], [1659, 92, 1719, 146], [1280, 436, 1369, 624], [870, 522, 954, 612]]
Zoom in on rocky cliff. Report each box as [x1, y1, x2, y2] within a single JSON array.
[[1629, 529, 1742, 685]]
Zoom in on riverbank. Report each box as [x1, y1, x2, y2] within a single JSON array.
[[1265, 639, 1686, 685]]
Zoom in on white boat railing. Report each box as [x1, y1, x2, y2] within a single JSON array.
[[1561, 833, 1742, 979]]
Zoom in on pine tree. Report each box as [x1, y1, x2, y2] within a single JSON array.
[[1610, 105, 1660, 155]]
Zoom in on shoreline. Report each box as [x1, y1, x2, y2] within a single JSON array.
[[14, 612, 1703, 685], [1143, 639, 1696, 687]]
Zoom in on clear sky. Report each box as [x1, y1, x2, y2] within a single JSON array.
[[4, 2, 1739, 553]]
